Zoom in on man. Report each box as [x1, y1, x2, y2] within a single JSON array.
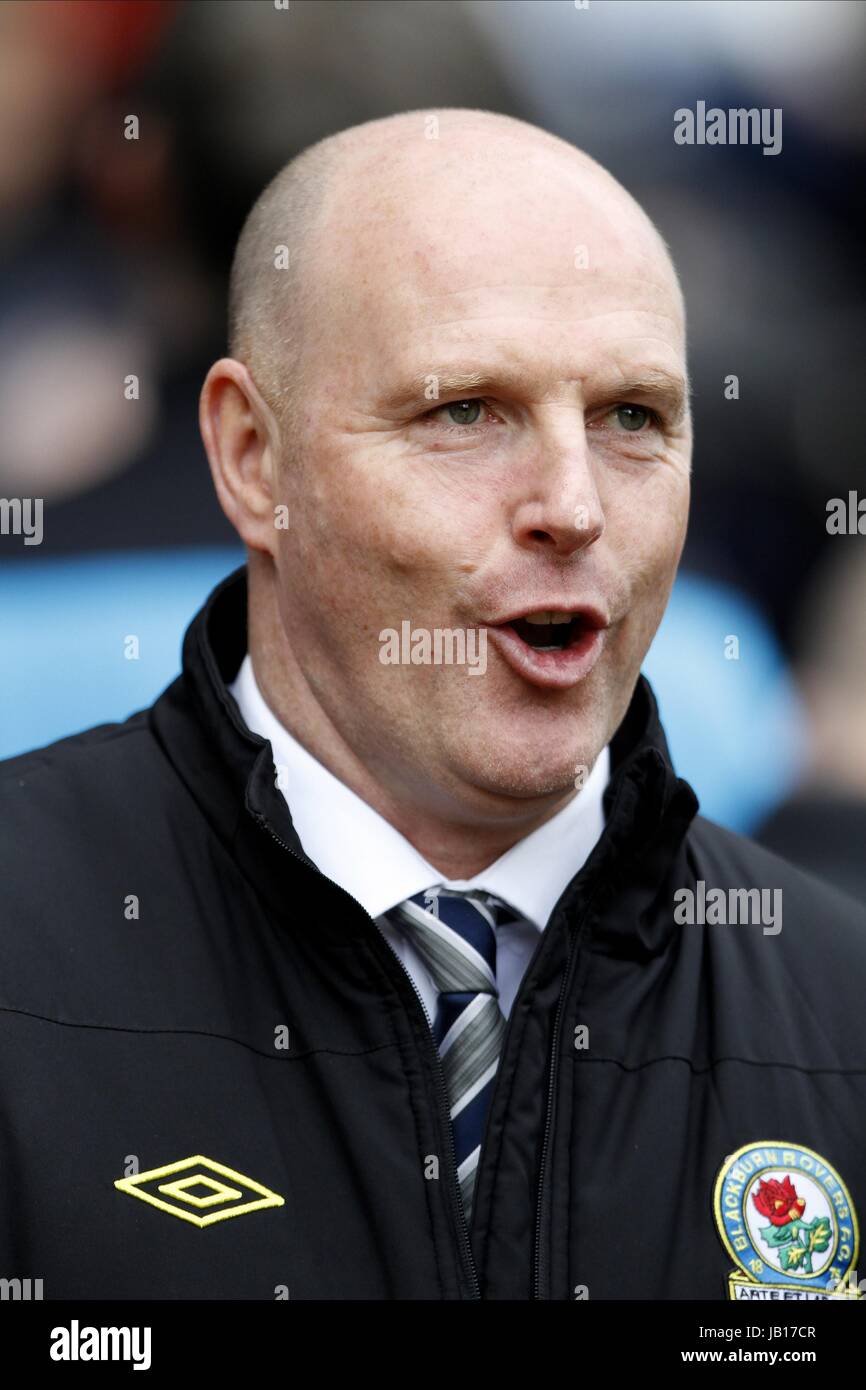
[[2, 109, 865, 1301]]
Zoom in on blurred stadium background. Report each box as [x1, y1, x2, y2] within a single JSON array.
[[1, 0, 864, 895]]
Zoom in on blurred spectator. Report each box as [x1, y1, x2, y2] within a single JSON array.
[[757, 544, 866, 901]]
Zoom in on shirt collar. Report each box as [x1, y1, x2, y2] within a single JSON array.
[[229, 652, 609, 930]]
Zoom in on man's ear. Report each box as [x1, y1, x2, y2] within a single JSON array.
[[199, 358, 283, 556]]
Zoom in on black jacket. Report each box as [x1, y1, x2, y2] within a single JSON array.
[[2, 565, 865, 1302]]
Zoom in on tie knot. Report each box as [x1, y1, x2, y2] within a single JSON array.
[[389, 887, 517, 999], [419, 886, 518, 926]]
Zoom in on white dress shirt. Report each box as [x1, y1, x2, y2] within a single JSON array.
[[229, 654, 609, 1023]]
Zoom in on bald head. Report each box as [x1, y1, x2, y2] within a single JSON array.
[[227, 108, 684, 432], [227, 128, 341, 426]]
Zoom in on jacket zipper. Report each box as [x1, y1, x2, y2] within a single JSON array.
[[254, 813, 481, 1299], [532, 930, 573, 1299]]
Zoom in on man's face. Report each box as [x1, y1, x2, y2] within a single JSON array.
[[270, 132, 691, 814]]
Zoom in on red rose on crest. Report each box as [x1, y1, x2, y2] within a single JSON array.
[[752, 1175, 806, 1226]]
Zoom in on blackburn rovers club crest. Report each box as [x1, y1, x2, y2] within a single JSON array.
[[713, 1141, 861, 1300]]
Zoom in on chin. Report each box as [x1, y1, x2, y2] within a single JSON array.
[[453, 734, 605, 803]]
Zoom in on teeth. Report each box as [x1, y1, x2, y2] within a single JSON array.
[[524, 611, 573, 625]]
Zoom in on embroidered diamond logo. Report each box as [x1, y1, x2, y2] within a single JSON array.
[[114, 1155, 284, 1228]]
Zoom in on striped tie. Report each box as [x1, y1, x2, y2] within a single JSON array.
[[388, 887, 517, 1225]]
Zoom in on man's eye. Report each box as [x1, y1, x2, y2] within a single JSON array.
[[611, 404, 656, 432], [432, 399, 484, 427]]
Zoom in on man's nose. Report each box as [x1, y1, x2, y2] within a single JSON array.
[[510, 444, 605, 558]]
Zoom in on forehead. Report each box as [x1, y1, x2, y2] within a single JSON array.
[[308, 135, 685, 391]]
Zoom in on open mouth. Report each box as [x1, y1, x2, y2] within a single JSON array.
[[486, 605, 609, 690], [507, 611, 585, 652]]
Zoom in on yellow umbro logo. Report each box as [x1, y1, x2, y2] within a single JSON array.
[[114, 1155, 284, 1228]]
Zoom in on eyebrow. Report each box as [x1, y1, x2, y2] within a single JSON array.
[[604, 369, 692, 423], [383, 365, 691, 423]]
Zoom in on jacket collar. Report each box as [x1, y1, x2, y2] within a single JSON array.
[[149, 564, 698, 952]]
